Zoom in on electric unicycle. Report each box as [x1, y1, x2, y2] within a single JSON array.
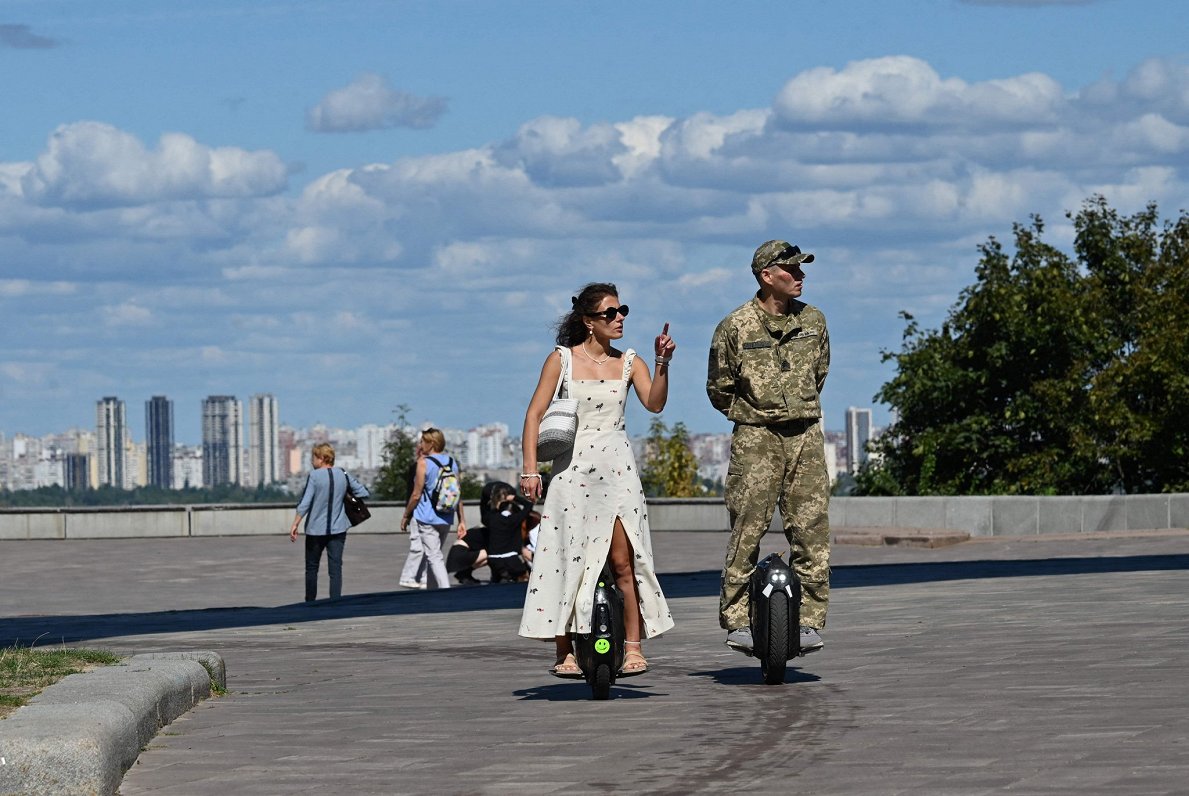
[[572, 566, 626, 700], [748, 552, 802, 685]]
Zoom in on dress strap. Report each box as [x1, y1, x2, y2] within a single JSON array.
[[622, 348, 636, 382]]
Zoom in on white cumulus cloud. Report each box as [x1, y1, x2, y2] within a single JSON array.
[[306, 73, 447, 133], [773, 56, 1065, 131], [20, 122, 288, 209]]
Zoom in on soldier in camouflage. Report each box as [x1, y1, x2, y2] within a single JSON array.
[[706, 240, 831, 655]]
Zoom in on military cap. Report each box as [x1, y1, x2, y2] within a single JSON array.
[[751, 240, 815, 275]]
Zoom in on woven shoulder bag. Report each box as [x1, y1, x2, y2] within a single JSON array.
[[536, 346, 578, 462]]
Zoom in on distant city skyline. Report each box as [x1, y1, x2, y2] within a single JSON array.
[[0, 390, 864, 446], [2, 393, 861, 493]]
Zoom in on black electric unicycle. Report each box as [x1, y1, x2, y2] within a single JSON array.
[[749, 552, 802, 685], [572, 566, 626, 700]]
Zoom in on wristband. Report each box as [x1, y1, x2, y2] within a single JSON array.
[[655, 356, 671, 365], [519, 473, 542, 480]]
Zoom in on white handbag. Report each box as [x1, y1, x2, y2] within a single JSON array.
[[536, 346, 578, 462]]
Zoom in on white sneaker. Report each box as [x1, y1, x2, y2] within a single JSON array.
[[800, 626, 824, 653], [725, 627, 754, 653], [399, 579, 425, 590]]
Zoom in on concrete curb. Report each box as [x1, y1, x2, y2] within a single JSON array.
[[0, 650, 225, 796]]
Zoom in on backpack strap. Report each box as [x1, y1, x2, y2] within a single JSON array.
[[425, 456, 442, 492]]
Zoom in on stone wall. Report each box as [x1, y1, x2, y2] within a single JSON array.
[[3, 495, 1187, 539]]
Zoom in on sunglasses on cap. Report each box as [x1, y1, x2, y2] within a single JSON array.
[[586, 305, 629, 322], [773, 244, 808, 262]]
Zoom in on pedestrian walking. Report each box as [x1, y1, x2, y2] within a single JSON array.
[[289, 443, 371, 602], [400, 428, 467, 590]]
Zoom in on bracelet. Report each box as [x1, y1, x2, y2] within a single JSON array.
[[519, 473, 542, 480], [655, 356, 671, 366]]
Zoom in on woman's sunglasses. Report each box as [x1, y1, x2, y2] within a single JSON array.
[[586, 305, 629, 322]]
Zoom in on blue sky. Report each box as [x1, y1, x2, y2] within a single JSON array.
[[2, 0, 1187, 444]]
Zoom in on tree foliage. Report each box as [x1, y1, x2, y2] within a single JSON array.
[[0, 483, 291, 508], [370, 405, 418, 501], [640, 417, 704, 497], [859, 196, 1189, 495], [369, 404, 485, 502]]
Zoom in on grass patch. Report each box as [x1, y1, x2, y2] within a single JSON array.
[[0, 644, 121, 719], [197, 659, 227, 696]]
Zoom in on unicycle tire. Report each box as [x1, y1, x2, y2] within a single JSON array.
[[591, 663, 613, 700], [760, 590, 789, 685]]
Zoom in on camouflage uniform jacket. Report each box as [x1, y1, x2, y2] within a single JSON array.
[[706, 296, 830, 425]]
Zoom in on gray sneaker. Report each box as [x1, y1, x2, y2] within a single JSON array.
[[800, 626, 824, 653], [725, 627, 754, 653]]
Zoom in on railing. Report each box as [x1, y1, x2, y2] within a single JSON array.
[[2, 494, 1187, 540]]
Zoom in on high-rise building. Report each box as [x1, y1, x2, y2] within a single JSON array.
[[202, 395, 242, 487], [465, 423, 509, 468], [96, 396, 128, 488], [248, 393, 280, 487], [173, 445, 204, 489], [63, 452, 90, 491], [145, 395, 174, 489], [126, 439, 147, 488], [356, 424, 390, 470], [845, 406, 873, 475]]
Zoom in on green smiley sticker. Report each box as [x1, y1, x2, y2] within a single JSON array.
[[594, 638, 611, 654]]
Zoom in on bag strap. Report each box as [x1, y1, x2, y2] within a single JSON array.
[[554, 345, 572, 399], [325, 467, 336, 534], [622, 348, 636, 382]]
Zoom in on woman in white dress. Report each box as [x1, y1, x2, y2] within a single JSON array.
[[519, 283, 677, 678]]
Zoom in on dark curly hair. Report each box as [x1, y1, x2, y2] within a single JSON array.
[[555, 282, 618, 347]]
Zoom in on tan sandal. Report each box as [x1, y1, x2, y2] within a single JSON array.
[[618, 640, 649, 677], [549, 653, 583, 679]]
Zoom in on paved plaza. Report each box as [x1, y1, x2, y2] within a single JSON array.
[[2, 529, 1189, 794]]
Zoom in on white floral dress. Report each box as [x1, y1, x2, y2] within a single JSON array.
[[519, 349, 674, 639]]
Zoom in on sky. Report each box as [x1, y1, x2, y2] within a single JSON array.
[[2, 0, 1188, 445]]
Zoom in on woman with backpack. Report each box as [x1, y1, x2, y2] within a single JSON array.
[[399, 428, 467, 590]]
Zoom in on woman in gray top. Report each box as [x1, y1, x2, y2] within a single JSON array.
[[289, 443, 370, 601]]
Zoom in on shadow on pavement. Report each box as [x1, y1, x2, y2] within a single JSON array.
[[687, 666, 821, 686], [512, 681, 665, 701], [4, 554, 1187, 646]]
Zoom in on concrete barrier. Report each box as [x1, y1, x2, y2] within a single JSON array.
[[1, 494, 1186, 540], [0, 510, 65, 541]]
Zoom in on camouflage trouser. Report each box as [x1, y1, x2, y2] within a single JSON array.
[[720, 420, 831, 630]]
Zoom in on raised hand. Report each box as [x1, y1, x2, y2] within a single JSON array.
[[654, 322, 676, 360]]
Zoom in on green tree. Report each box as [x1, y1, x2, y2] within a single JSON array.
[[1077, 198, 1189, 492], [863, 197, 1189, 495], [0, 483, 291, 508], [640, 417, 703, 497], [370, 405, 418, 501], [460, 472, 483, 501]]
